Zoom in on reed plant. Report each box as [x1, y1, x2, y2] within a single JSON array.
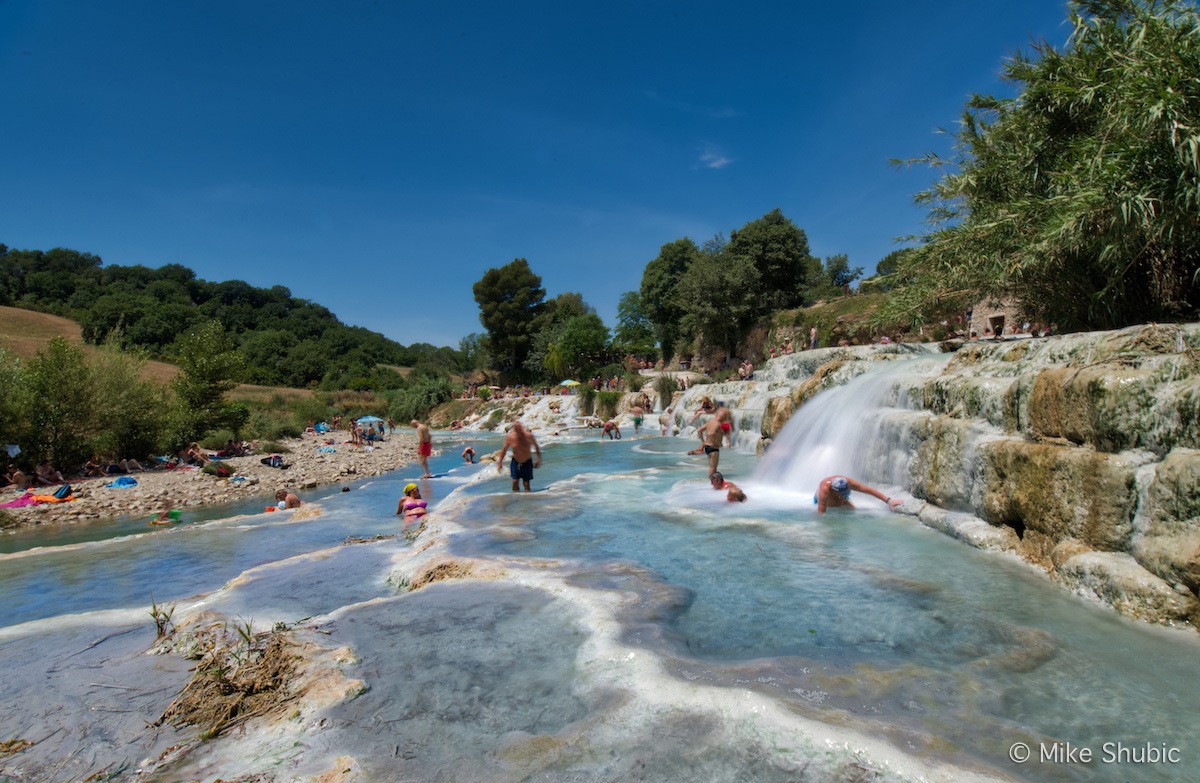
[[578, 384, 596, 416], [597, 391, 621, 420]]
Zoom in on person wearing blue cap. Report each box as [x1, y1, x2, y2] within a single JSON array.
[[815, 475, 903, 514]]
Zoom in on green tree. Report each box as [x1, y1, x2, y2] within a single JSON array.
[[168, 321, 245, 448], [810, 254, 863, 300], [458, 333, 491, 371], [724, 209, 819, 311], [472, 258, 547, 378], [545, 291, 594, 323], [552, 313, 611, 377], [675, 251, 762, 355], [888, 0, 1200, 329], [640, 238, 699, 362], [23, 337, 94, 469], [524, 292, 596, 376], [860, 248, 911, 293], [613, 291, 657, 357], [90, 342, 166, 459], [388, 375, 453, 423], [0, 349, 28, 453]]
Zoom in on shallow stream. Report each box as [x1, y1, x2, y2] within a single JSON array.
[[1, 420, 1197, 781]]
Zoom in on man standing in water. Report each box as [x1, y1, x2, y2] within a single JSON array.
[[411, 419, 433, 478], [497, 421, 543, 492], [695, 413, 724, 476], [630, 403, 645, 436], [815, 475, 903, 514]]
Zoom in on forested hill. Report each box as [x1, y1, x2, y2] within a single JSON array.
[[0, 244, 463, 389]]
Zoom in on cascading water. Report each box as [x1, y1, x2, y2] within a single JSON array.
[[753, 357, 949, 493]]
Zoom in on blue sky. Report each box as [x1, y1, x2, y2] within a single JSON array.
[[1, 1, 1073, 348]]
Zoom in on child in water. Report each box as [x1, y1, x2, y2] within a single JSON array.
[[150, 506, 182, 525]]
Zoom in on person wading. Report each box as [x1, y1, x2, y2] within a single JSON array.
[[497, 421, 543, 492], [412, 419, 433, 478]]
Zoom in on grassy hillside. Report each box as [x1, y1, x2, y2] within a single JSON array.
[[770, 292, 961, 347], [0, 305, 315, 400], [0, 305, 178, 383]]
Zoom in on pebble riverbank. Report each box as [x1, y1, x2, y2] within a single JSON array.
[[0, 432, 419, 529]]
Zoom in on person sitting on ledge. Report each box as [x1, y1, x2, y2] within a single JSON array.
[[815, 475, 903, 514]]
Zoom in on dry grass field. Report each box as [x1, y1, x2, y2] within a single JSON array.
[[0, 305, 312, 398]]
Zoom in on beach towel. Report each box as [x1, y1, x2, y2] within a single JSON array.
[[317, 446, 336, 453], [0, 493, 39, 508], [30, 494, 73, 504], [105, 476, 138, 488]]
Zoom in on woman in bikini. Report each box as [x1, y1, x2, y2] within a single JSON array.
[[397, 483, 428, 523]]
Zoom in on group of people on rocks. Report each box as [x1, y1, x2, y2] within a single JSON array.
[[2, 461, 68, 490]]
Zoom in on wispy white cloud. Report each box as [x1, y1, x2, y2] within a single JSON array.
[[698, 146, 733, 169]]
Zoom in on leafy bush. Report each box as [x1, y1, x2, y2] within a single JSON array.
[[624, 373, 647, 392], [269, 423, 303, 440], [578, 384, 596, 416], [200, 430, 236, 451], [597, 391, 621, 420], [220, 403, 250, 437], [258, 440, 291, 454], [712, 369, 737, 383], [389, 375, 453, 423]]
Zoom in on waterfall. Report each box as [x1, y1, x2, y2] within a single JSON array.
[[753, 357, 947, 493]]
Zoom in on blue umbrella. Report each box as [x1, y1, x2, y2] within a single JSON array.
[[356, 415, 385, 424]]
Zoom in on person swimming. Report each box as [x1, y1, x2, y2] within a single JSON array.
[[814, 475, 903, 514], [149, 508, 182, 526], [397, 483, 428, 522], [710, 471, 747, 502]]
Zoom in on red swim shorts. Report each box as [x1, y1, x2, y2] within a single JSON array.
[[419, 441, 432, 457]]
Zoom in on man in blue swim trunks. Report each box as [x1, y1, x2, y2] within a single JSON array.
[[816, 475, 903, 514], [497, 421, 542, 492]]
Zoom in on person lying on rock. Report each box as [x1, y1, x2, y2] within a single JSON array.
[[815, 476, 902, 514]]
